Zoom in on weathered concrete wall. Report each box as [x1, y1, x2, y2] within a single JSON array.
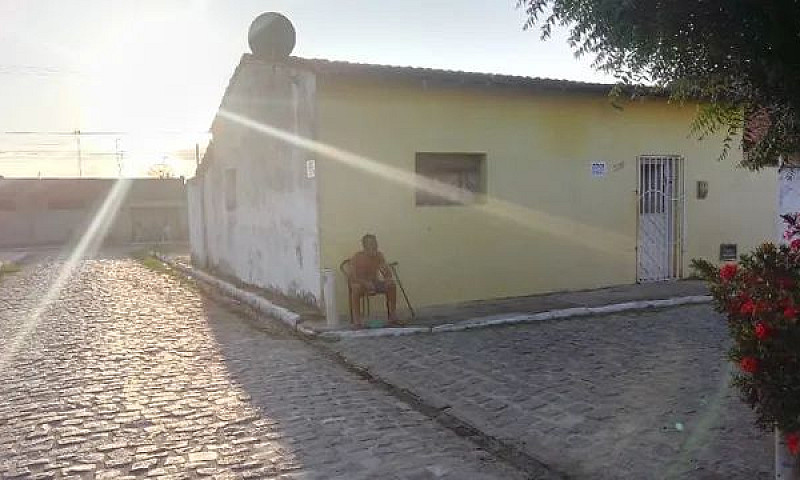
[[127, 178, 189, 242], [0, 210, 86, 246], [0, 178, 188, 248], [186, 178, 207, 265], [193, 58, 321, 306]]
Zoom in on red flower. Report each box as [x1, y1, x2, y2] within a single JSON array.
[[738, 293, 751, 302], [792, 239, 800, 251], [740, 356, 759, 374], [787, 432, 800, 455], [786, 305, 798, 320], [740, 299, 756, 315], [719, 263, 738, 282], [756, 301, 772, 313], [779, 277, 796, 290], [745, 274, 763, 286], [754, 322, 771, 340]]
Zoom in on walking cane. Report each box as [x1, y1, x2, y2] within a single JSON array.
[[389, 262, 416, 319]]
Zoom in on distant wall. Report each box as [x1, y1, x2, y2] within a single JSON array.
[[0, 178, 188, 248], [190, 58, 322, 306]]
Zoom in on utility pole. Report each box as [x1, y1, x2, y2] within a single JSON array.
[[195, 143, 200, 166], [74, 129, 82, 177], [115, 138, 123, 177]]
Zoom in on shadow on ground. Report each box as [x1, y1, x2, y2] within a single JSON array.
[[198, 287, 525, 479]]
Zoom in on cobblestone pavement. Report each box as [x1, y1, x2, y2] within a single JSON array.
[[0, 259, 523, 479], [326, 305, 773, 479]]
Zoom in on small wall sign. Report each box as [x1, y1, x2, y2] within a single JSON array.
[[306, 159, 316, 179], [697, 180, 709, 199], [591, 161, 607, 177], [720, 243, 738, 261]]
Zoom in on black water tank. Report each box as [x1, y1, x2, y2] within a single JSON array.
[[248, 12, 296, 60]]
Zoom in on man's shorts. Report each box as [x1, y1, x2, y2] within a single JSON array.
[[371, 280, 392, 294]]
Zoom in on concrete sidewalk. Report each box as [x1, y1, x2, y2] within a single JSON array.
[[300, 280, 710, 337], [411, 280, 708, 326], [159, 254, 710, 338]]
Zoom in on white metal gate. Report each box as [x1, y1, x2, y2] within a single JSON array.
[[637, 156, 685, 282]]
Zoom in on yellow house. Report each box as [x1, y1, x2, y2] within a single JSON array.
[[188, 54, 777, 320]]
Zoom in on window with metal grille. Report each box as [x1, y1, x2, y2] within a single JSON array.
[[640, 163, 665, 214], [415, 153, 484, 206]]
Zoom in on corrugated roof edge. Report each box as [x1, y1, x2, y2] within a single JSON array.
[[241, 53, 666, 97], [285, 55, 618, 94], [198, 53, 665, 176]]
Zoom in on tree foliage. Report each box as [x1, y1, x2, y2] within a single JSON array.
[[518, 0, 800, 170], [691, 215, 800, 439]]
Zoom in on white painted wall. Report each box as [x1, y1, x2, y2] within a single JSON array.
[[192, 58, 322, 306], [187, 179, 206, 265], [778, 168, 800, 241]]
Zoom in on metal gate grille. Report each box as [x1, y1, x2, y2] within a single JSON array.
[[637, 156, 685, 282]]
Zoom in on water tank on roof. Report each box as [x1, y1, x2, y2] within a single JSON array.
[[248, 12, 296, 60]]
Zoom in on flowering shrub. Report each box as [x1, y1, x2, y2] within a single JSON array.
[[692, 214, 800, 454]]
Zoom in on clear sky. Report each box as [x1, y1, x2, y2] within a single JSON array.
[[0, 0, 612, 177]]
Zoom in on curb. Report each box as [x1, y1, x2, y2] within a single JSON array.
[[154, 254, 301, 329], [429, 295, 712, 333], [318, 326, 430, 339], [154, 255, 711, 338], [11, 252, 30, 264], [320, 294, 711, 338], [309, 340, 567, 480], [0, 252, 30, 275], [1, 252, 30, 266]]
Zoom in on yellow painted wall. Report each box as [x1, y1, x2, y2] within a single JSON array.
[[315, 77, 777, 314]]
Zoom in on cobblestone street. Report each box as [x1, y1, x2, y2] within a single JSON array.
[[0, 259, 522, 479], [328, 305, 773, 479]]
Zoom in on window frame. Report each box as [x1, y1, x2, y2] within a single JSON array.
[[414, 152, 486, 207]]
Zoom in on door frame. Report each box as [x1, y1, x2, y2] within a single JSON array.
[[636, 155, 686, 282]]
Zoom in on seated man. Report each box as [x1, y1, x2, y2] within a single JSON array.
[[347, 234, 398, 328]]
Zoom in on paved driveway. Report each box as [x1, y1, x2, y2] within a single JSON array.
[[326, 305, 773, 479], [0, 259, 522, 479]]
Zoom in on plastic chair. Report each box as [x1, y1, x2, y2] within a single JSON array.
[[339, 258, 390, 324]]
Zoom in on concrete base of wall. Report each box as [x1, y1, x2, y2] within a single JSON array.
[[155, 253, 301, 328]]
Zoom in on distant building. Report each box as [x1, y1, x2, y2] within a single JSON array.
[[189, 54, 777, 317], [0, 177, 188, 247]]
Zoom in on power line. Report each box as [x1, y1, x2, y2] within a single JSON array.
[[0, 151, 121, 156], [0, 65, 84, 76], [0, 128, 207, 177], [1, 130, 209, 136], [0, 152, 200, 158]]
